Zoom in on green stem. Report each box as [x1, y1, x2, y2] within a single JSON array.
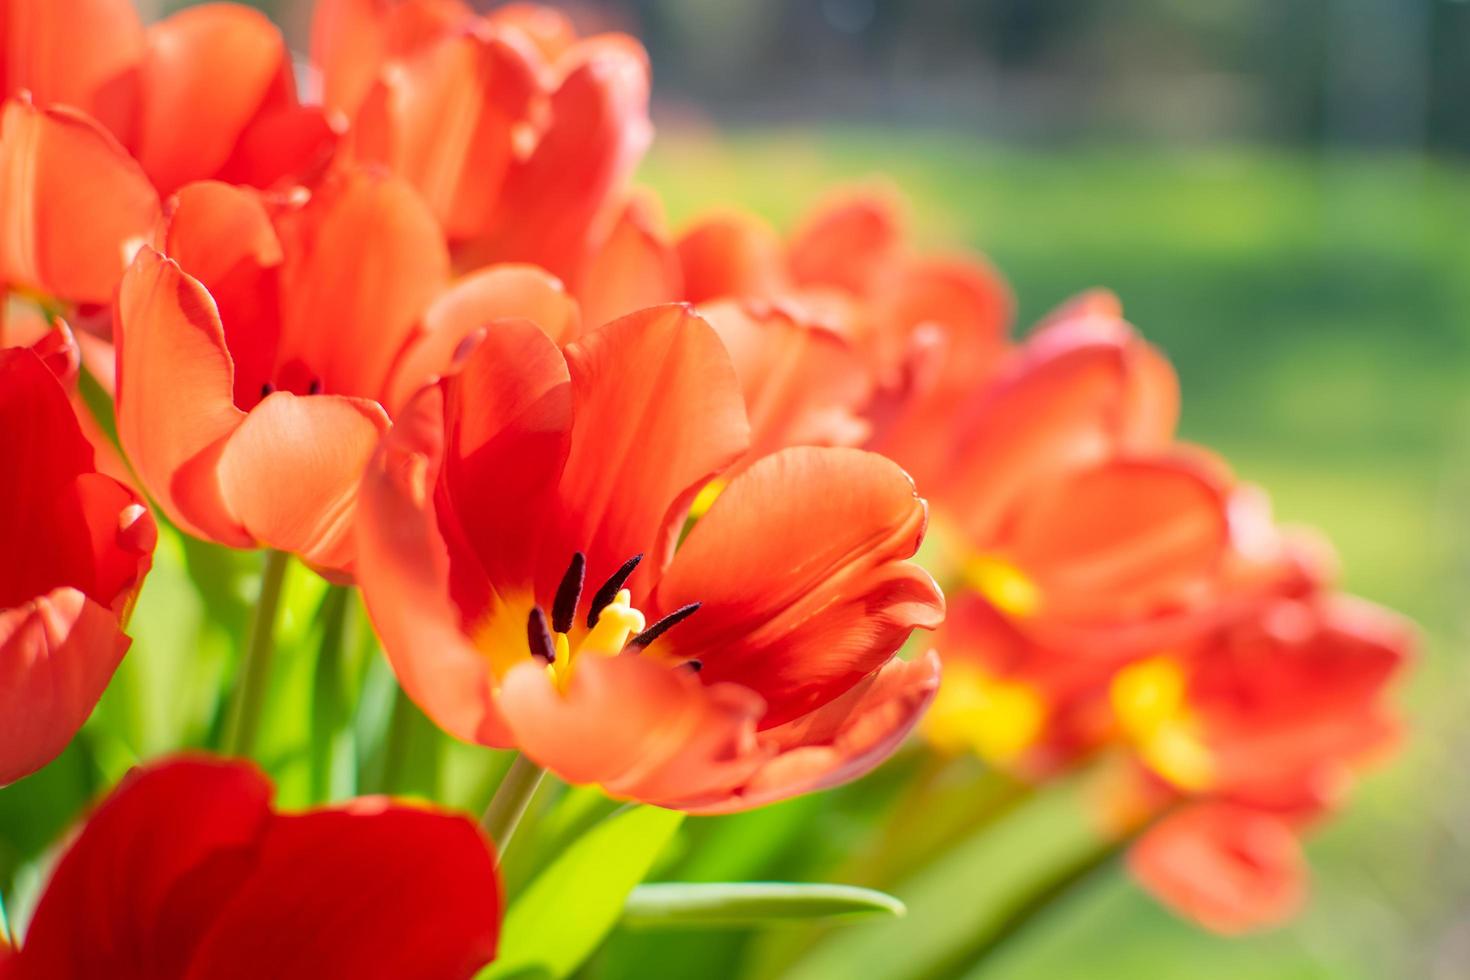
[[222, 549, 291, 758], [308, 585, 353, 802], [378, 683, 416, 794], [480, 753, 547, 851], [954, 842, 1122, 977]]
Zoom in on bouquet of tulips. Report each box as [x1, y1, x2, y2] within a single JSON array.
[[0, 1, 1417, 976]]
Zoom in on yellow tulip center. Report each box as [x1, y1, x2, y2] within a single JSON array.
[[1110, 656, 1214, 792], [922, 661, 1046, 766], [964, 554, 1041, 618]]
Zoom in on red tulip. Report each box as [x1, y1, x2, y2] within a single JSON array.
[[676, 190, 1013, 484], [2, 1, 338, 364], [4, 755, 501, 978], [2, 0, 337, 197], [113, 171, 567, 575], [312, 0, 651, 287], [0, 345, 153, 786], [355, 305, 944, 812]]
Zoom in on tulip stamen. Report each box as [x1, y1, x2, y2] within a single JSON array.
[[630, 602, 702, 649], [526, 607, 557, 663], [307, 377, 322, 395], [588, 553, 643, 628], [684, 659, 703, 673], [260, 382, 275, 399], [552, 551, 585, 634]]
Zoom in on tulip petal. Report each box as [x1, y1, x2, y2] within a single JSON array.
[[0, 0, 144, 141], [183, 803, 500, 980], [576, 192, 681, 329], [439, 318, 572, 594], [0, 589, 128, 786], [682, 652, 942, 814], [939, 335, 1133, 542], [216, 104, 341, 191], [498, 653, 769, 804], [676, 211, 787, 304], [0, 346, 96, 606], [655, 447, 943, 727], [350, 31, 538, 239], [1009, 457, 1230, 622], [161, 181, 283, 409], [385, 263, 580, 414], [216, 393, 389, 573], [701, 300, 872, 465], [310, 0, 473, 117], [787, 190, 903, 295], [356, 385, 515, 746], [1129, 803, 1306, 935], [115, 248, 249, 546], [550, 305, 749, 600], [274, 170, 450, 402], [477, 39, 651, 281], [15, 758, 274, 975], [133, 4, 293, 195], [0, 99, 159, 304]]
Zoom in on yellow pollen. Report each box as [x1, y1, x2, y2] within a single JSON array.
[[964, 554, 1041, 618], [1110, 656, 1214, 792], [922, 661, 1046, 766]]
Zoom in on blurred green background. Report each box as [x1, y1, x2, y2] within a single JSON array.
[[13, 1, 1468, 977]]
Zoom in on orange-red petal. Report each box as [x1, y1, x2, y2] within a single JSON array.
[[0, 590, 128, 786], [549, 305, 749, 600], [215, 393, 389, 573], [134, 4, 293, 195], [676, 211, 787, 304], [356, 385, 516, 746], [0, 0, 144, 142], [160, 181, 283, 409], [349, 30, 538, 239], [0, 98, 159, 304], [497, 652, 769, 804], [576, 191, 682, 329], [273, 169, 450, 402], [700, 300, 872, 464], [683, 652, 942, 814], [1129, 803, 1307, 935], [476, 39, 651, 282], [787, 189, 903, 295], [385, 263, 580, 414], [115, 247, 249, 546], [1009, 457, 1231, 624], [655, 447, 943, 728]]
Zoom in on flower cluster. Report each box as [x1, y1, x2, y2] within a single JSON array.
[[0, 0, 1414, 971]]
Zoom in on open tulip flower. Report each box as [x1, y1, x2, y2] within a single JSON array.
[[0, 0, 337, 313], [113, 168, 576, 575], [1118, 590, 1413, 933], [356, 304, 944, 812], [312, 0, 651, 289], [919, 303, 1239, 771], [0, 755, 501, 978], [0, 343, 154, 786]]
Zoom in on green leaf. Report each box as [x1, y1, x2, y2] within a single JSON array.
[[481, 804, 685, 980], [624, 882, 905, 928]]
